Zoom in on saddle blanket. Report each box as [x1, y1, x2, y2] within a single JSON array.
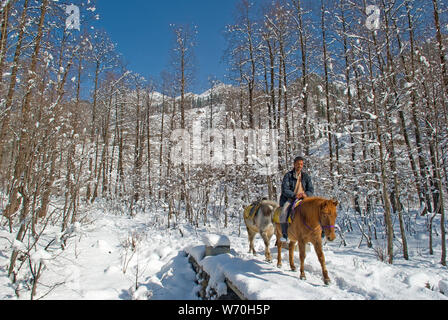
[[244, 203, 262, 220]]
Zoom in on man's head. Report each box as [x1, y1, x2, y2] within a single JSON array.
[[294, 156, 304, 173]]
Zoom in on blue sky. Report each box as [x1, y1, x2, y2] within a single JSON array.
[[95, 0, 239, 93]]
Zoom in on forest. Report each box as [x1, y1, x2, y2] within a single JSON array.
[[0, 0, 447, 299]]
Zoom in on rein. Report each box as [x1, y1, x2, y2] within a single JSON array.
[[297, 201, 335, 231]]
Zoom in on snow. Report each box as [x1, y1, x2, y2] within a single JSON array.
[[439, 280, 448, 296], [30, 250, 52, 265], [186, 243, 447, 300], [94, 239, 115, 254], [202, 234, 230, 247], [12, 239, 26, 252], [0, 202, 447, 300], [420, 55, 430, 68]]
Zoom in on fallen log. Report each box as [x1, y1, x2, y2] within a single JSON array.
[[188, 254, 244, 300]]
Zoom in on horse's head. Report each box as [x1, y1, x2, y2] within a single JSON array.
[[320, 199, 338, 242]]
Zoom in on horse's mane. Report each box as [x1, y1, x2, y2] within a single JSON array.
[[300, 197, 338, 218], [305, 197, 327, 203]]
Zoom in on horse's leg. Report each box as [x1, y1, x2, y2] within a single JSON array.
[[275, 224, 282, 267], [261, 232, 272, 262], [313, 240, 330, 285], [298, 241, 307, 280], [248, 230, 256, 255], [289, 241, 297, 271], [276, 237, 282, 267]]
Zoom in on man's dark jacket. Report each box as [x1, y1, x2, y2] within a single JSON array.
[[279, 170, 314, 207]]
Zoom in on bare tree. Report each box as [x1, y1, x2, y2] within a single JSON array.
[[84, 29, 118, 202], [0, 0, 28, 167], [226, 0, 259, 130], [170, 23, 197, 130]]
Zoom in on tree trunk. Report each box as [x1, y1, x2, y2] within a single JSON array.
[[321, 0, 334, 177], [0, 0, 11, 84], [364, 5, 394, 262], [3, 0, 48, 221], [0, 0, 28, 168]]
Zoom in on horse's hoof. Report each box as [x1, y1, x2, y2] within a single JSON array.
[[300, 274, 306, 280], [277, 263, 282, 268], [324, 279, 331, 286], [291, 267, 297, 272]]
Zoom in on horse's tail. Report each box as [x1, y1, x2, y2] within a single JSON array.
[[260, 200, 279, 217]]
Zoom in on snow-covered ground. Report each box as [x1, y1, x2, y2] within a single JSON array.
[[0, 201, 446, 300]]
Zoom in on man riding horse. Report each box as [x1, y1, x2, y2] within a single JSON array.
[[279, 156, 314, 242]]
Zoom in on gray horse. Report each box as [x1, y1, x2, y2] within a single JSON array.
[[243, 199, 279, 262]]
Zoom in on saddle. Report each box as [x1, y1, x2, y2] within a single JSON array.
[[244, 202, 262, 220], [273, 199, 303, 224], [244, 197, 270, 220]]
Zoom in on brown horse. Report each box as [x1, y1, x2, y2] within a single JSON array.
[[275, 197, 338, 285], [244, 200, 279, 262]]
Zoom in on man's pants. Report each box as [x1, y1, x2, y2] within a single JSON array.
[[280, 200, 292, 224], [279, 201, 292, 238]]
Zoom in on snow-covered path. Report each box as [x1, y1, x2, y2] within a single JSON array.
[[36, 212, 201, 300], [186, 242, 447, 300]]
